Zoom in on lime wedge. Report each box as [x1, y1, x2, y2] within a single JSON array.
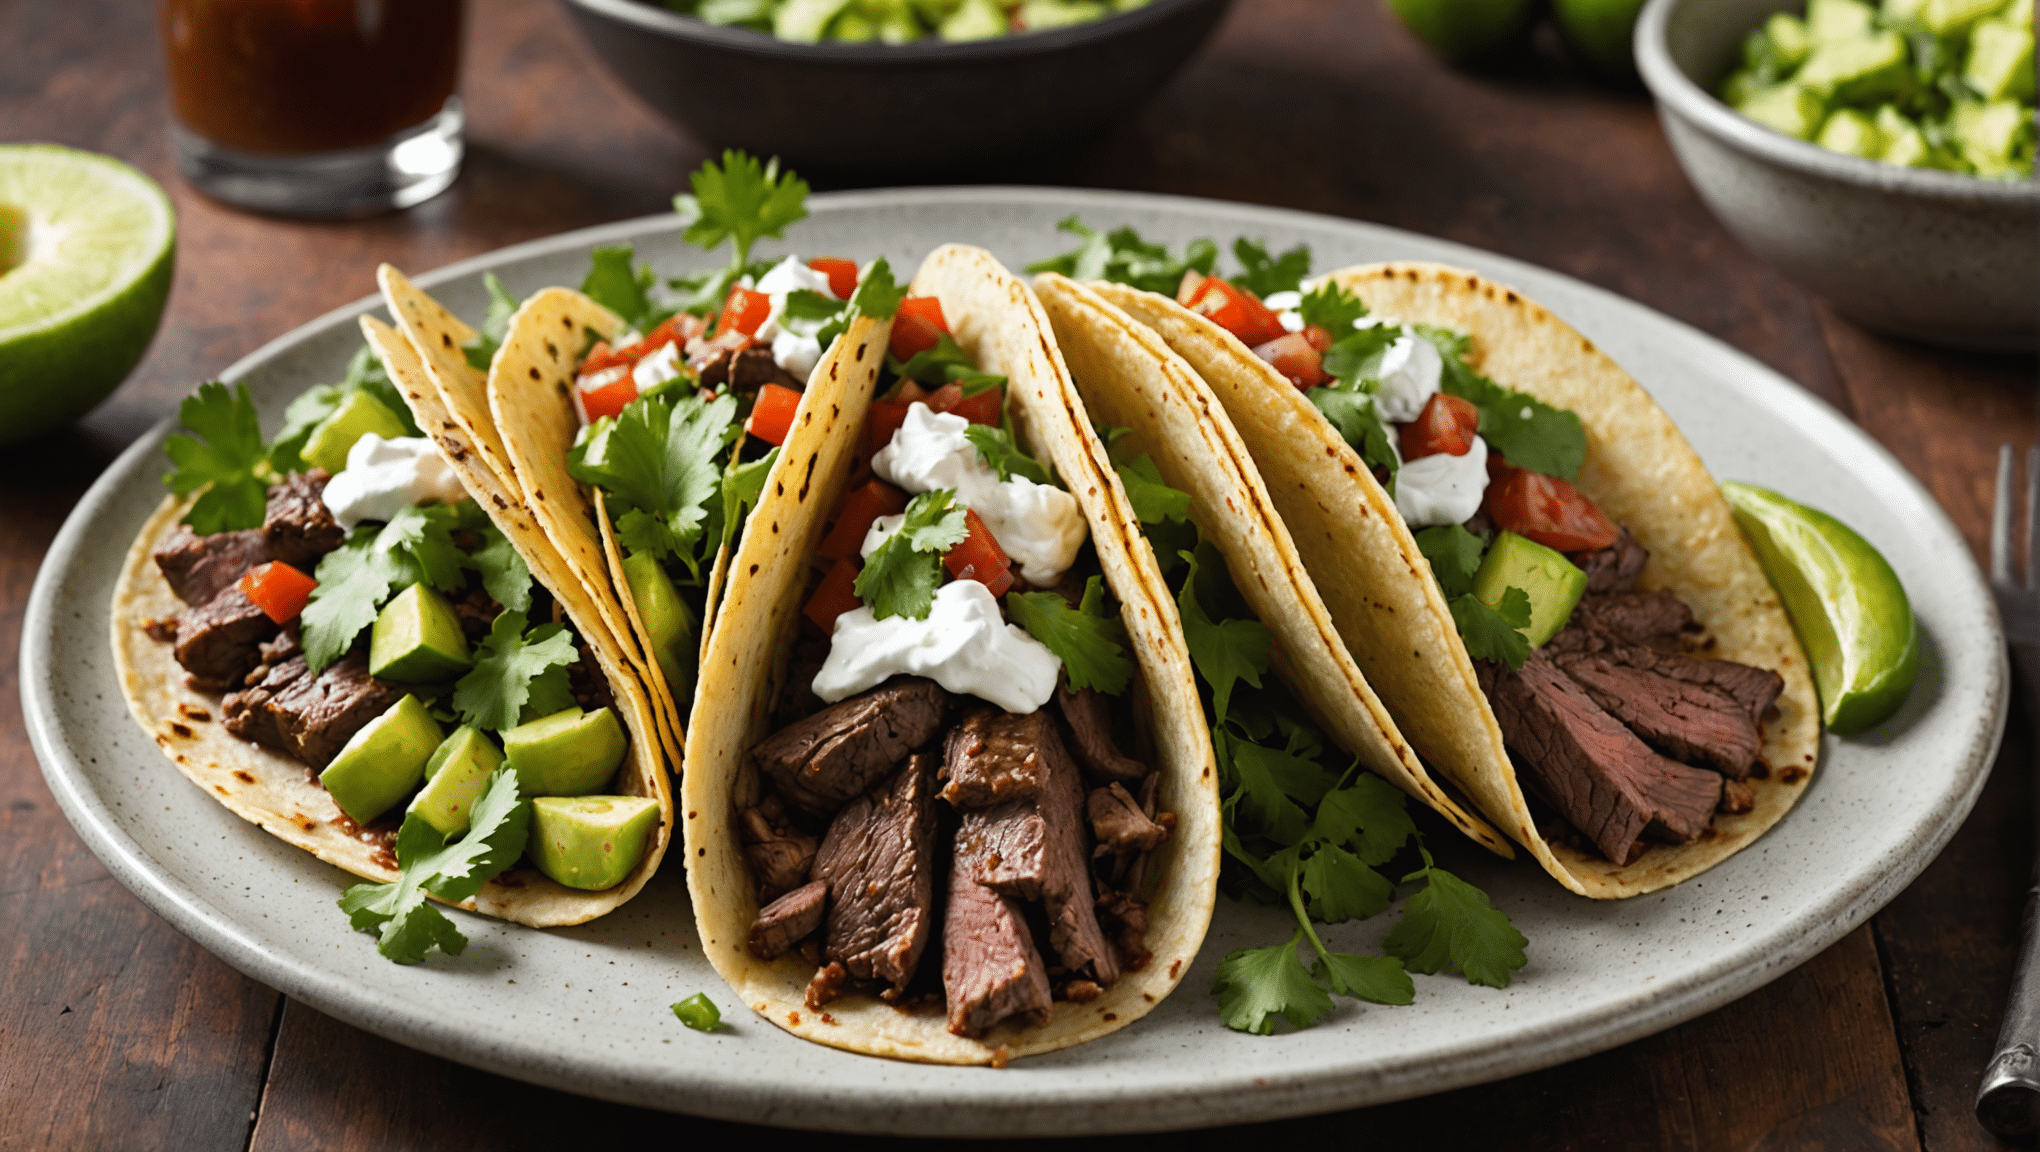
[[0, 145, 176, 441], [1723, 481, 1918, 734]]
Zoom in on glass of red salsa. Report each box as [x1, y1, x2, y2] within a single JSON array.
[[158, 0, 465, 217]]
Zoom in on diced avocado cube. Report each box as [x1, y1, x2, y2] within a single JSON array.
[[502, 706, 628, 797], [828, 9, 877, 39], [1923, 0, 2006, 34], [1017, 0, 1110, 29], [1766, 13, 1815, 68], [856, 0, 923, 41], [1809, 0, 1878, 42], [621, 552, 697, 705], [527, 795, 661, 891], [1470, 532, 1589, 648], [1795, 32, 1911, 103], [775, 0, 854, 41], [1875, 105, 1950, 165], [302, 389, 406, 476], [1817, 107, 1890, 156], [2004, 0, 2034, 28], [939, 0, 1007, 40], [409, 726, 504, 838], [1723, 68, 1765, 107], [1952, 99, 2032, 173], [1967, 19, 2036, 102], [910, 0, 962, 19], [320, 695, 442, 826], [1740, 84, 1830, 138], [1882, 0, 1927, 22], [369, 583, 473, 683]]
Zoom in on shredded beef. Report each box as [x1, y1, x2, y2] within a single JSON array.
[[698, 346, 806, 393], [942, 846, 1054, 1038], [174, 587, 280, 692], [153, 526, 271, 606], [1087, 783, 1168, 855], [1568, 527, 1649, 595], [262, 470, 344, 568], [749, 879, 828, 961], [1054, 684, 1147, 784], [753, 678, 949, 817], [1719, 779, 1757, 814], [221, 649, 401, 769], [804, 961, 849, 1010], [1095, 889, 1152, 973], [942, 709, 1051, 808], [812, 752, 940, 994], [739, 798, 818, 900], [1555, 626, 1783, 728]]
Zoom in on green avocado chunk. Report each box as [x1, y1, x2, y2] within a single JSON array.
[[621, 552, 697, 705], [369, 583, 473, 683], [502, 705, 628, 797], [940, 0, 1007, 39], [1921, 0, 2005, 35], [408, 726, 504, 838], [1739, 84, 1829, 138], [1966, 18, 2036, 103], [302, 388, 407, 476], [1766, 12, 1815, 67], [1795, 31, 1910, 103], [1817, 107, 1887, 156], [528, 795, 661, 891], [1808, 0, 1876, 42], [321, 695, 442, 826], [1953, 99, 2031, 174], [1471, 531, 1589, 648]]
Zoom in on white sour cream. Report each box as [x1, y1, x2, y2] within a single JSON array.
[[871, 403, 1086, 586], [1263, 290, 1307, 333], [321, 434, 468, 529], [746, 255, 843, 384], [630, 340, 682, 393], [812, 580, 1062, 713], [1372, 334, 1444, 422], [1395, 434, 1490, 528]]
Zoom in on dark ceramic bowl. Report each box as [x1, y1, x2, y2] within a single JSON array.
[[561, 0, 1233, 175]]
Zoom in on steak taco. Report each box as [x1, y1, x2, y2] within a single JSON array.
[[683, 244, 1221, 1063], [1034, 227, 1816, 898]]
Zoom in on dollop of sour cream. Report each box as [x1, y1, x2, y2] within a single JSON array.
[[631, 340, 682, 393], [1372, 334, 1444, 423], [1395, 434, 1490, 528], [1262, 290, 1307, 334], [751, 255, 843, 384], [321, 434, 467, 529], [872, 403, 1086, 587], [812, 580, 1062, 713]]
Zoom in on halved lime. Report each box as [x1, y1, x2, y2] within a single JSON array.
[[1723, 481, 1918, 735], [1385, 0, 1540, 61], [0, 145, 176, 441]]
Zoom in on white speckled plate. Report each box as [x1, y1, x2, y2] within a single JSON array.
[[23, 189, 2005, 1136]]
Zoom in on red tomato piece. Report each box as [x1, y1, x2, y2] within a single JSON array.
[[1399, 393, 1481, 460], [816, 479, 910, 561], [926, 382, 1003, 426], [746, 383, 803, 446], [239, 561, 317, 625], [890, 297, 950, 362], [1301, 324, 1334, 352], [577, 340, 628, 380], [1185, 277, 1287, 347], [945, 508, 1015, 599], [802, 557, 863, 634], [576, 368, 639, 424], [1483, 468, 1620, 552], [808, 256, 859, 300], [718, 286, 772, 338], [685, 326, 753, 371], [865, 398, 912, 460], [1251, 332, 1327, 390]]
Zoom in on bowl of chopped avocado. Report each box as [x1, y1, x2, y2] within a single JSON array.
[[1637, 0, 2038, 351], [561, 0, 1232, 176]]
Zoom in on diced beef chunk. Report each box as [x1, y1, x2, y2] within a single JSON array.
[[1569, 527, 1649, 595], [1720, 779, 1756, 814], [804, 961, 849, 1011], [262, 470, 344, 568], [1561, 590, 1697, 650], [1054, 684, 1147, 784], [153, 526, 271, 606], [753, 678, 948, 816], [174, 587, 279, 692], [1479, 652, 1722, 865], [1554, 651, 1764, 778], [739, 798, 818, 900], [812, 752, 940, 994], [749, 879, 828, 961], [1088, 782, 1169, 856], [942, 709, 1052, 808], [697, 346, 806, 393], [221, 649, 401, 769], [942, 860, 1053, 1038]]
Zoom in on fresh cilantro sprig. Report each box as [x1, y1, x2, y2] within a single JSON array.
[[165, 382, 271, 534], [1414, 523, 1533, 669], [581, 247, 666, 334], [1114, 452, 1192, 528], [889, 332, 1007, 394], [965, 424, 1052, 485], [302, 504, 470, 671], [1005, 576, 1133, 695], [853, 489, 968, 621], [1385, 845, 1528, 987], [1230, 237, 1311, 299], [669, 150, 809, 314], [1026, 216, 1218, 295], [1298, 281, 1370, 334], [569, 391, 742, 582], [337, 766, 531, 964], [453, 610, 580, 731]]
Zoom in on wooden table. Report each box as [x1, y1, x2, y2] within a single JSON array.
[[4, 0, 2034, 1146]]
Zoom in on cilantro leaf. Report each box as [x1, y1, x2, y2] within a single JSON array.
[[1230, 237, 1311, 298], [1414, 523, 1486, 599], [1298, 281, 1369, 334], [965, 425, 1052, 485], [462, 272, 522, 372], [570, 392, 740, 576], [846, 256, 905, 322], [1450, 588, 1531, 669], [453, 611, 580, 731], [1386, 849, 1528, 988], [1224, 737, 1311, 847], [1320, 324, 1401, 390], [1176, 545, 1270, 725], [1307, 385, 1400, 494], [266, 383, 344, 476], [1114, 453, 1192, 527], [301, 505, 466, 672], [581, 247, 656, 331], [466, 522, 533, 614], [1312, 952, 1415, 1005], [1213, 932, 1334, 1035], [1308, 774, 1417, 867], [338, 767, 531, 964], [1025, 216, 1219, 295], [674, 150, 809, 270], [1413, 325, 1587, 480], [1302, 844, 1392, 923], [781, 288, 844, 323], [1005, 576, 1133, 695], [165, 382, 271, 534], [720, 447, 777, 552], [854, 490, 967, 621]]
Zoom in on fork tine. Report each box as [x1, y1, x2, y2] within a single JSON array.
[[1993, 444, 2015, 586], [2024, 446, 2038, 590]]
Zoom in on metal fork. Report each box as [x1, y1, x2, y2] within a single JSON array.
[[1978, 444, 2040, 1139]]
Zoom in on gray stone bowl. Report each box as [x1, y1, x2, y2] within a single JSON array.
[[1636, 0, 2039, 351]]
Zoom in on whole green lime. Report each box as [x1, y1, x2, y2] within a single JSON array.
[[1385, 0, 1542, 61], [1551, 0, 1646, 78], [0, 145, 176, 442]]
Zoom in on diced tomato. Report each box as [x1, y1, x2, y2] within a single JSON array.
[[1181, 275, 1286, 347], [1301, 324, 1334, 352], [816, 479, 910, 561], [926, 382, 1003, 426], [1399, 393, 1481, 460], [865, 399, 912, 460], [890, 297, 950, 362], [945, 508, 1014, 599], [718, 286, 772, 339], [746, 383, 803, 446], [808, 256, 859, 300], [239, 561, 317, 625], [1483, 467, 1620, 552], [1251, 332, 1327, 390], [639, 313, 702, 356], [576, 367, 639, 424], [577, 340, 628, 380], [802, 557, 863, 634]]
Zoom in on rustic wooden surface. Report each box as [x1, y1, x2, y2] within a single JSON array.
[[3, 0, 2035, 1147]]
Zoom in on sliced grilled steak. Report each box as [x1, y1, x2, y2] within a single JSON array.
[[1088, 782, 1169, 855], [153, 526, 271, 606], [221, 649, 401, 769], [1479, 652, 1722, 865], [749, 879, 828, 961], [812, 752, 940, 994], [699, 346, 806, 393], [942, 860, 1053, 1038], [1568, 527, 1648, 595], [739, 800, 818, 900], [1554, 652, 1764, 778], [753, 678, 948, 816], [1055, 684, 1147, 784], [175, 587, 280, 692], [1554, 626, 1784, 729], [942, 708, 1051, 808], [1561, 590, 1697, 650], [262, 469, 343, 568]]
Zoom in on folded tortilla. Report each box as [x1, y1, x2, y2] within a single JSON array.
[[1085, 265, 1819, 898], [683, 245, 1221, 1063]]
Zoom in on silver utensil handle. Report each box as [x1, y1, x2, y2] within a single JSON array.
[[1979, 889, 2040, 1138]]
